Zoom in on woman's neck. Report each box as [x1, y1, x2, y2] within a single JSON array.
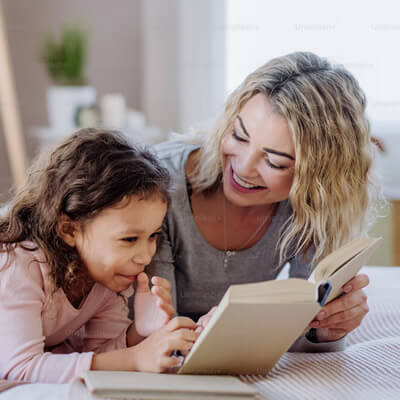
[[225, 192, 275, 218]]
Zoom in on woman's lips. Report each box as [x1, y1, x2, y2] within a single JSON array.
[[229, 165, 267, 194]]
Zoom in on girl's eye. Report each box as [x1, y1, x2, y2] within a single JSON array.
[[232, 130, 248, 142], [122, 237, 138, 243], [265, 157, 286, 170], [149, 232, 161, 241]]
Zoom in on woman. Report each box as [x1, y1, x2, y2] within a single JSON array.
[[145, 51, 378, 349]]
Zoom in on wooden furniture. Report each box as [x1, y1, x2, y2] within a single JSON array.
[[393, 200, 400, 265], [0, 0, 27, 190]]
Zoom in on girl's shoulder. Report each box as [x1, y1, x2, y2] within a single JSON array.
[[0, 242, 50, 294]]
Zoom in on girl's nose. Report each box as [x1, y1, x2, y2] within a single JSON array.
[[132, 242, 153, 266]]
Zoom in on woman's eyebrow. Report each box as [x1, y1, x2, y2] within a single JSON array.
[[236, 115, 295, 161], [236, 115, 250, 137], [263, 147, 295, 160]]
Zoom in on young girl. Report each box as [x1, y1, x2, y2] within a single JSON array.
[[0, 129, 198, 384]]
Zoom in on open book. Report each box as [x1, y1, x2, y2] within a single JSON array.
[[178, 237, 382, 375]]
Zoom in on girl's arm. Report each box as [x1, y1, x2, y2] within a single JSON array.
[[0, 250, 197, 382], [92, 317, 198, 373]]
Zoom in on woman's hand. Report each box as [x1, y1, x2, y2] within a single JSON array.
[[134, 272, 175, 337], [309, 274, 370, 342], [131, 317, 199, 373]]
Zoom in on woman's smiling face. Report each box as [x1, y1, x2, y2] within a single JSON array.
[[221, 93, 296, 207]]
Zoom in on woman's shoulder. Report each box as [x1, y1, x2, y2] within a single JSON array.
[[274, 198, 293, 219], [152, 140, 200, 178]]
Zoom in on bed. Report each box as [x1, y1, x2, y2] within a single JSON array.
[[1, 266, 400, 400]]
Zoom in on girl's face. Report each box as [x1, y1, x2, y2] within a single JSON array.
[[70, 194, 167, 293], [221, 93, 296, 208]]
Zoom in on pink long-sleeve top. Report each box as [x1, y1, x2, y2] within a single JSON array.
[[0, 243, 132, 384]]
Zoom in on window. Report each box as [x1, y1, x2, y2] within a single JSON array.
[[226, 0, 400, 123]]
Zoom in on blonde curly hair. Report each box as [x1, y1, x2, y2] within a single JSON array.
[[186, 51, 381, 267]]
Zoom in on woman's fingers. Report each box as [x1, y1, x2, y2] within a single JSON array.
[[315, 327, 347, 342], [312, 303, 368, 329], [342, 273, 370, 293], [312, 289, 367, 324]]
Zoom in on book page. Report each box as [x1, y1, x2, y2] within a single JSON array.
[[322, 239, 382, 304], [309, 237, 380, 284], [229, 278, 315, 299]]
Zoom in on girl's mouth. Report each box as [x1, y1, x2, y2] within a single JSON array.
[[119, 274, 137, 282]]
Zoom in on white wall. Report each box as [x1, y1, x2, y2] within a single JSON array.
[[141, 0, 226, 134]]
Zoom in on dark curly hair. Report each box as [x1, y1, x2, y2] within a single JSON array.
[[0, 128, 171, 298]]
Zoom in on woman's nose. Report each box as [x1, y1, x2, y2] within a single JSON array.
[[235, 149, 259, 177]]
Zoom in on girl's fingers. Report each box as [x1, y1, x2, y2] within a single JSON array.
[[196, 306, 217, 330], [151, 286, 172, 304], [135, 272, 150, 293], [161, 355, 183, 369], [166, 317, 197, 332], [157, 301, 175, 318], [162, 337, 195, 355], [180, 349, 190, 357], [151, 276, 171, 291], [176, 328, 200, 342]]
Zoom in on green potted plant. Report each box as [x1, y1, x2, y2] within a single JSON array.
[[41, 24, 96, 132]]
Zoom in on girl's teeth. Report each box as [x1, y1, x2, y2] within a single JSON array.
[[233, 171, 259, 189]]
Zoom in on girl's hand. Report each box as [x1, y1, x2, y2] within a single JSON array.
[[131, 317, 199, 373], [309, 274, 370, 342], [134, 272, 175, 337], [195, 306, 218, 334]]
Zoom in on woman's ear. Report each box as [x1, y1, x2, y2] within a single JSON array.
[[57, 214, 80, 247]]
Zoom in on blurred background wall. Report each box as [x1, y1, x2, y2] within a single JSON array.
[[1, 0, 399, 264], [0, 0, 142, 203]]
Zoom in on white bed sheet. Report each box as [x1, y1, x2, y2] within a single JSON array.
[[240, 266, 400, 400]]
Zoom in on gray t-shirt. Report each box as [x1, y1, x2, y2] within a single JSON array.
[[143, 140, 344, 352]]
